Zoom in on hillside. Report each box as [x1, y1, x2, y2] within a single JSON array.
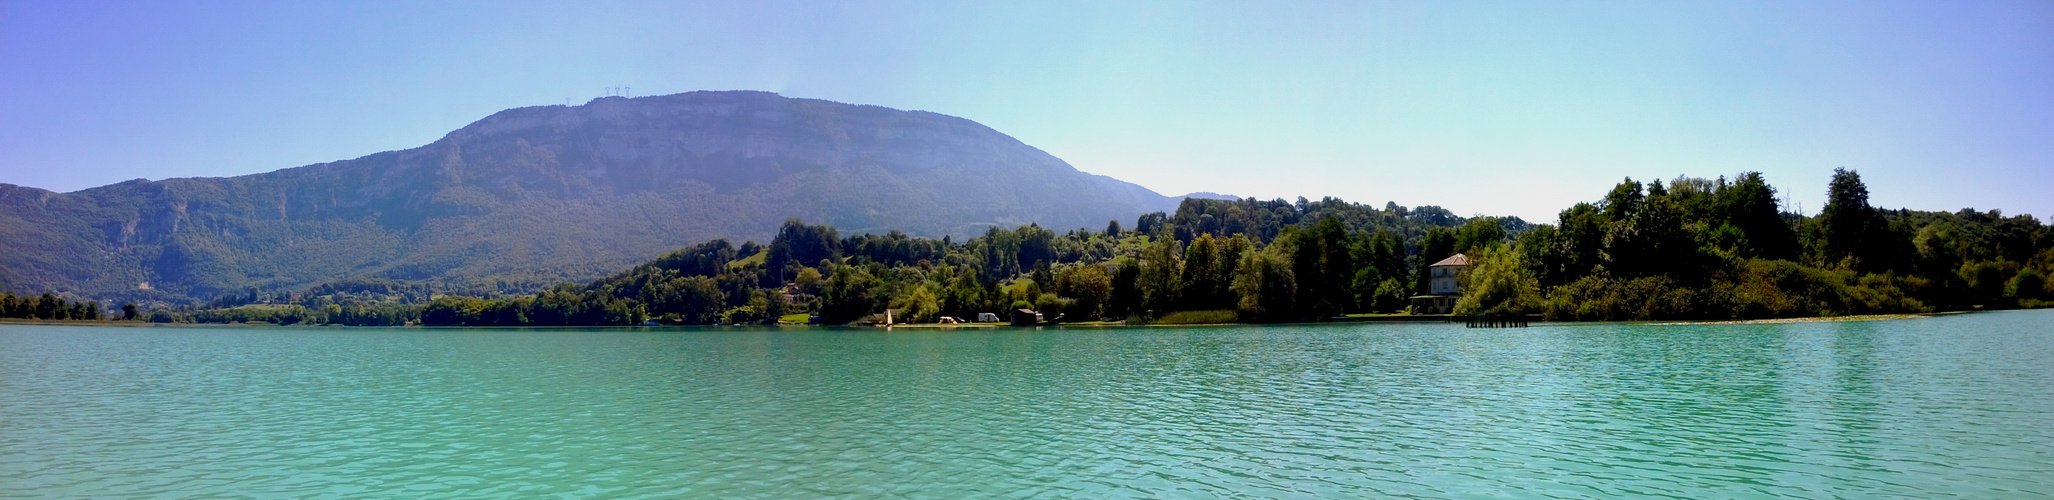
[[0, 91, 1182, 303]]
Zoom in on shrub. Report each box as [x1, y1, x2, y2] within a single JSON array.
[[1151, 310, 1239, 324]]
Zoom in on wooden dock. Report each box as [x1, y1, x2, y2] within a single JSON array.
[[1457, 314, 1533, 328]]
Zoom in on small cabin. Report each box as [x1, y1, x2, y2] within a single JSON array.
[[1009, 309, 1042, 326]]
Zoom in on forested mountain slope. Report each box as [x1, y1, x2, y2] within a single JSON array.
[[0, 91, 1181, 303]]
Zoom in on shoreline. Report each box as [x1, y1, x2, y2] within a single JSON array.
[[0, 310, 2008, 329], [1641, 311, 1967, 326]]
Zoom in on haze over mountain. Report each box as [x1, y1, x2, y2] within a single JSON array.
[[0, 91, 1185, 303]]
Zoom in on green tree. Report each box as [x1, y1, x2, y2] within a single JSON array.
[[943, 266, 989, 318], [1554, 203, 1609, 284], [2007, 268, 2045, 300], [1453, 217, 1509, 255], [1715, 172, 1798, 260], [820, 264, 883, 324], [794, 267, 825, 296], [1053, 263, 1113, 320], [1819, 167, 1882, 269], [1232, 246, 1296, 322], [892, 284, 941, 323], [1353, 230, 1405, 292], [1414, 228, 1456, 294], [1138, 236, 1181, 314], [1959, 260, 2013, 305], [1107, 256, 1143, 319], [1135, 211, 1169, 237], [1289, 218, 1357, 316], [1605, 195, 1697, 279], [767, 218, 842, 281], [36, 293, 59, 320], [1369, 278, 1410, 312], [1453, 245, 1542, 315], [653, 276, 726, 325], [1034, 292, 1073, 319], [1178, 234, 1225, 310], [421, 296, 489, 326], [760, 288, 789, 324], [1518, 225, 1564, 287], [1602, 178, 1644, 221], [1214, 234, 1252, 308]]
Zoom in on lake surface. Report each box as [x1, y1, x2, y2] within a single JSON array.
[[4, 311, 2052, 498]]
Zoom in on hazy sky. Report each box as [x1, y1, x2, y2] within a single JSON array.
[[2, 0, 2049, 223]]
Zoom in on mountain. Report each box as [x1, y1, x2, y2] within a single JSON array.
[[0, 91, 1182, 303]]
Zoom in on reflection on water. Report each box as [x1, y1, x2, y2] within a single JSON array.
[[3, 311, 2052, 497]]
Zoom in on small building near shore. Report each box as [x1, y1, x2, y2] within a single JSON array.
[[1428, 253, 1472, 295], [1009, 309, 1042, 326], [1412, 253, 1473, 314]]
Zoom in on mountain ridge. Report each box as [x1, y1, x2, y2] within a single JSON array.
[[0, 91, 1185, 303]]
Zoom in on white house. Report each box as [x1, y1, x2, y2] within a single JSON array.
[[1409, 253, 1474, 314], [1428, 253, 1473, 295]]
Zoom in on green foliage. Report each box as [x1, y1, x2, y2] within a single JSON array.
[[1052, 263, 1113, 320], [1033, 293, 1073, 319], [1452, 218, 1510, 255], [0, 292, 96, 321], [1287, 218, 1357, 317], [1602, 178, 1645, 221], [2009, 268, 2046, 300], [1714, 172, 1799, 260], [1815, 168, 1919, 273], [55, 168, 2054, 327], [1107, 256, 1143, 319], [1414, 227, 1457, 294], [820, 263, 884, 324], [1453, 245, 1541, 316], [1369, 278, 1410, 313], [1605, 195, 1701, 279], [1151, 310, 1239, 324], [1231, 246, 1296, 322], [890, 284, 941, 323], [1138, 236, 1182, 314], [768, 219, 841, 281]]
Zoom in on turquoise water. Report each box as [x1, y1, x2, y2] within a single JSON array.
[[3, 311, 2052, 498]]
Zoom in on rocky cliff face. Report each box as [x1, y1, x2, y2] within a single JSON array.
[[0, 91, 1179, 302]]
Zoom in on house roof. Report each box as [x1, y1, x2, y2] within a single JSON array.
[[1429, 253, 1473, 267]]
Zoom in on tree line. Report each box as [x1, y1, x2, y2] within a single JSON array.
[[0, 292, 108, 321], [398, 195, 1520, 326], [21, 168, 2050, 326], [1461, 169, 2051, 319]]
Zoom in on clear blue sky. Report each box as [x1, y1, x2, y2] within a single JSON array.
[[2, 0, 2049, 223]]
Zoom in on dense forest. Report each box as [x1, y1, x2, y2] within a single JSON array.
[[1471, 169, 2049, 319], [0, 292, 107, 322], [19, 169, 2050, 326]]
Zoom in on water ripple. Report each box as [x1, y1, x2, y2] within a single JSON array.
[[5, 311, 2054, 498]]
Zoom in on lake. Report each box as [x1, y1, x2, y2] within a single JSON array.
[[4, 311, 2051, 498]]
